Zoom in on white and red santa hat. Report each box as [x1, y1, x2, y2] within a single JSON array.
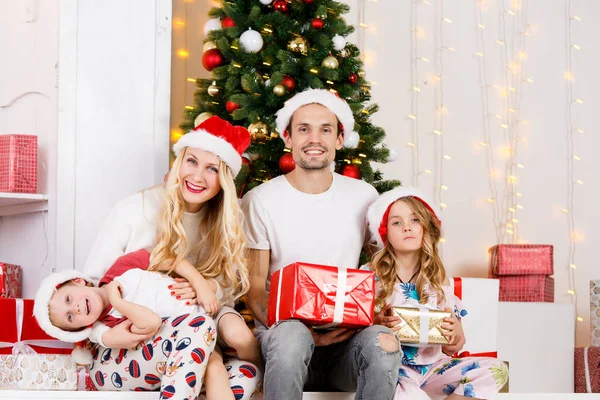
[[173, 115, 251, 176], [275, 88, 358, 148], [33, 269, 96, 365], [367, 186, 441, 250]]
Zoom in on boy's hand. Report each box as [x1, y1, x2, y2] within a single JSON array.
[[106, 280, 123, 302], [441, 307, 466, 354], [194, 279, 219, 316]]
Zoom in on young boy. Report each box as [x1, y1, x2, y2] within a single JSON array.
[[34, 249, 261, 399]]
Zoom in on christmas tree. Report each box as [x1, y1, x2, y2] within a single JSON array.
[[180, 0, 400, 195]]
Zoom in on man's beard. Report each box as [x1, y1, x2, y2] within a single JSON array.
[[297, 144, 330, 170]]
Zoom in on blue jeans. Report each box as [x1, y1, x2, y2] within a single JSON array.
[[259, 320, 402, 400]]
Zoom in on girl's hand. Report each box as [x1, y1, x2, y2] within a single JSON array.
[[194, 279, 219, 316], [441, 307, 466, 354], [168, 278, 197, 301], [106, 280, 123, 302], [373, 304, 404, 332]]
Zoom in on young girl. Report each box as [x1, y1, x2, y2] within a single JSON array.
[[81, 116, 261, 399], [366, 187, 508, 400]]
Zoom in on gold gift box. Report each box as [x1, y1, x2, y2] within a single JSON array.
[[391, 306, 451, 345]]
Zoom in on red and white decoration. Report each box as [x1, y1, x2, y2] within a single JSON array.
[[0, 134, 38, 193], [0, 262, 22, 298]]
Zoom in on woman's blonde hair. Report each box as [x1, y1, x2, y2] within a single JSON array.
[[371, 197, 446, 309], [148, 148, 250, 302]]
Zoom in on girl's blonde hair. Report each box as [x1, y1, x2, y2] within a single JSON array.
[[371, 196, 446, 309], [148, 148, 250, 302]]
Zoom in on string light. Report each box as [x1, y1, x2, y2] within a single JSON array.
[[408, 0, 422, 187], [565, 0, 583, 324]]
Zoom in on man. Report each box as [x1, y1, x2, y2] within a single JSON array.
[[241, 89, 400, 400]]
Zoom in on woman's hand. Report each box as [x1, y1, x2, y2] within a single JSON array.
[[101, 320, 154, 350], [105, 280, 123, 303], [441, 307, 466, 355], [168, 278, 197, 302], [373, 304, 403, 332]]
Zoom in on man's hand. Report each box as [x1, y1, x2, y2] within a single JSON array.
[[441, 308, 466, 356], [105, 280, 123, 303], [374, 304, 403, 332], [309, 327, 356, 347], [101, 320, 154, 350]]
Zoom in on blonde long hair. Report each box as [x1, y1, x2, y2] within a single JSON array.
[[371, 197, 446, 309], [148, 148, 250, 302]]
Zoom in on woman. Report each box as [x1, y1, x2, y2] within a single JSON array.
[[83, 116, 261, 399]]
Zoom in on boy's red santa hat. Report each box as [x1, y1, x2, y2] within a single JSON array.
[[275, 88, 358, 148], [368, 186, 441, 249], [34, 269, 96, 365], [173, 115, 250, 176]]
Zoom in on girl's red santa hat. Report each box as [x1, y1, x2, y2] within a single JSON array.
[[173, 115, 251, 176], [34, 269, 96, 365], [368, 186, 441, 250], [275, 88, 358, 148]]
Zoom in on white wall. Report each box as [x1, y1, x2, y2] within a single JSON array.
[[0, 0, 59, 298], [363, 0, 598, 347]]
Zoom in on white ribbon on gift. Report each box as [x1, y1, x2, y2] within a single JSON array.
[[584, 346, 592, 393], [396, 303, 442, 348], [0, 299, 73, 355], [274, 265, 349, 328]]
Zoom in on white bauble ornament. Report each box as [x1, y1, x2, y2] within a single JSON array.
[[332, 35, 347, 51], [343, 131, 360, 149], [240, 29, 264, 53], [386, 147, 400, 162], [259, 0, 273, 4], [265, 79, 271, 87], [203, 19, 222, 36]]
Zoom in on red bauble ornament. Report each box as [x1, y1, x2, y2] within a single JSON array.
[[273, 0, 289, 13], [242, 156, 251, 166], [349, 73, 358, 84], [281, 75, 296, 92], [341, 165, 361, 179], [279, 153, 296, 174], [202, 49, 224, 71], [221, 17, 235, 28], [226, 100, 241, 113], [312, 18, 324, 29]]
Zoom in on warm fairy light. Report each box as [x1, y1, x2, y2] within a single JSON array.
[[562, 208, 570, 214], [177, 49, 189, 58], [575, 98, 584, 104], [434, 130, 442, 135], [171, 129, 183, 141], [442, 155, 451, 160], [496, 40, 504, 45], [572, 16, 581, 21], [443, 18, 452, 23], [441, 185, 448, 191], [525, 78, 534, 83], [577, 128, 584, 134], [516, 192, 523, 197], [512, 218, 519, 223], [509, 207, 516, 212], [184, 105, 194, 110], [517, 163, 524, 169], [576, 180, 584, 185], [440, 203, 447, 208], [577, 317, 584, 322], [506, 229, 514, 234], [413, 86, 421, 92], [565, 72, 574, 80], [476, 52, 484, 57], [568, 290, 576, 295], [487, 198, 495, 203], [478, 24, 485, 29], [516, 204, 523, 209], [572, 44, 581, 50], [417, 57, 430, 62], [408, 114, 417, 120], [174, 20, 186, 26], [480, 142, 489, 147], [500, 123, 508, 129], [439, 238, 446, 243], [573, 155, 581, 161], [408, 142, 416, 147], [186, 78, 196, 82], [570, 264, 577, 269]]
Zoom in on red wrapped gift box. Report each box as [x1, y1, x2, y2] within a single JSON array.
[[494, 275, 554, 302], [575, 346, 600, 393], [488, 244, 553, 276], [0, 298, 73, 355], [268, 262, 375, 329], [0, 262, 22, 298], [0, 134, 37, 193]]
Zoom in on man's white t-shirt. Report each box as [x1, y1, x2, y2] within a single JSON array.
[[241, 173, 378, 334]]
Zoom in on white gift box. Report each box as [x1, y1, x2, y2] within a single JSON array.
[[451, 277, 499, 355], [0, 354, 78, 390]]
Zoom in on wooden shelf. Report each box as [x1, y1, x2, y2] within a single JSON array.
[[0, 192, 48, 216]]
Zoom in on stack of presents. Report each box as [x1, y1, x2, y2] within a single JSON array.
[[574, 279, 600, 393]]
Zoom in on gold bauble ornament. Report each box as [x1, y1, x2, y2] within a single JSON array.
[[273, 84, 286, 96], [321, 55, 339, 69], [288, 36, 308, 56], [208, 82, 220, 96], [248, 122, 269, 141], [194, 112, 213, 127], [203, 41, 217, 52], [357, 70, 366, 78]]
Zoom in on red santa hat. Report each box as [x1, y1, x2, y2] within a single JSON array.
[[173, 115, 251, 176], [34, 269, 96, 365], [367, 186, 441, 250], [275, 88, 358, 148]]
